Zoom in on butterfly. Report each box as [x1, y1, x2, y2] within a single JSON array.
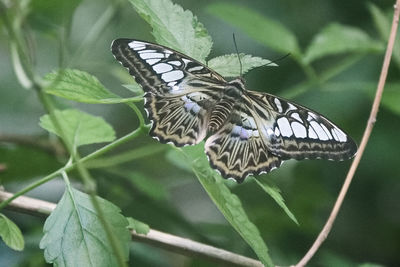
[[111, 39, 357, 183]]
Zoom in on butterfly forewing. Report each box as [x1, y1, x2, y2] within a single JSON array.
[[246, 91, 357, 160], [112, 39, 225, 146]]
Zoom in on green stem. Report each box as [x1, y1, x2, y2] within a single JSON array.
[[38, 91, 128, 267], [319, 54, 363, 82], [0, 127, 143, 211], [86, 144, 166, 169], [294, 55, 319, 82], [0, 2, 35, 89], [68, 5, 118, 67], [127, 102, 146, 127], [281, 54, 363, 99]]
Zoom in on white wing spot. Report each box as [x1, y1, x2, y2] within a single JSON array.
[[128, 41, 146, 50], [266, 128, 274, 136], [139, 52, 165, 59], [287, 103, 297, 111], [138, 49, 156, 53], [183, 100, 201, 114], [242, 116, 256, 129], [188, 66, 204, 72], [308, 127, 318, 139], [153, 63, 173, 74], [161, 70, 184, 82], [146, 58, 161, 65], [333, 128, 347, 142], [331, 128, 340, 141], [274, 127, 281, 137], [232, 125, 241, 135], [132, 45, 145, 51], [167, 81, 177, 87], [182, 58, 192, 64], [274, 98, 283, 112], [277, 117, 293, 137], [320, 124, 333, 140], [308, 112, 318, 120], [169, 60, 182, 66], [291, 112, 302, 122], [310, 121, 329, 141], [291, 121, 307, 138]]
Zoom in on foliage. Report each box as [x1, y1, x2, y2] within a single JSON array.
[[208, 53, 276, 77], [0, 214, 24, 251], [40, 186, 130, 266], [39, 109, 116, 147], [0, 0, 399, 266]]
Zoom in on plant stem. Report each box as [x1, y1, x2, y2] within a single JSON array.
[[68, 4, 119, 67], [127, 102, 146, 127], [86, 144, 166, 169], [282, 54, 363, 99], [0, 127, 143, 211], [0, 190, 263, 267], [295, 1, 400, 266]]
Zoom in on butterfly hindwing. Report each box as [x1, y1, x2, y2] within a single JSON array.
[[246, 91, 357, 161], [145, 91, 214, 146], [205, 103, 282, 182]]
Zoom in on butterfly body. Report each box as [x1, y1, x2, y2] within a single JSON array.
[[112, 38, 357, 183]]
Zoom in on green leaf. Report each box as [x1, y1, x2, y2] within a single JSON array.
[[129, 0, 212, 62], [182, 145, 273, 266], [208, 53, 276, 77], [368, 3, 391, 40], [207, 3, 300, 55], [127, 217, 150, 235], [121, 84, 143, 95], [254, 178, 298, 225], [40, 187, 130, 266], [166, 148, 192, 172], [304, 23, 384, 63], [0, 213, 25, 251], [368, 3, 400, 68], [44, 69, 138, 104], [39, 109, 116, 147]]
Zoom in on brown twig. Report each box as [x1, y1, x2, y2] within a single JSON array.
[[295, 1, 400, 266], [0, 190, 263, 267]]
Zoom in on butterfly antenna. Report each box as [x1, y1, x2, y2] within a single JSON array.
[[232, 33, 243, 78]]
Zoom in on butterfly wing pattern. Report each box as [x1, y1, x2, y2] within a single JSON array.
[[111, 39, 357, 183], [245, 91, 357, 161], [204, 102, 282, 181], [112, 39, 231, 146]]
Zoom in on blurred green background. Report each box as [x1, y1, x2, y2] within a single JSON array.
[[0, 0, 399, 266]]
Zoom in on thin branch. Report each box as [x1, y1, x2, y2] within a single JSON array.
[[0, 127, 144, 212], [0, 190, 263, 267], [295, 1, 400, 266]]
